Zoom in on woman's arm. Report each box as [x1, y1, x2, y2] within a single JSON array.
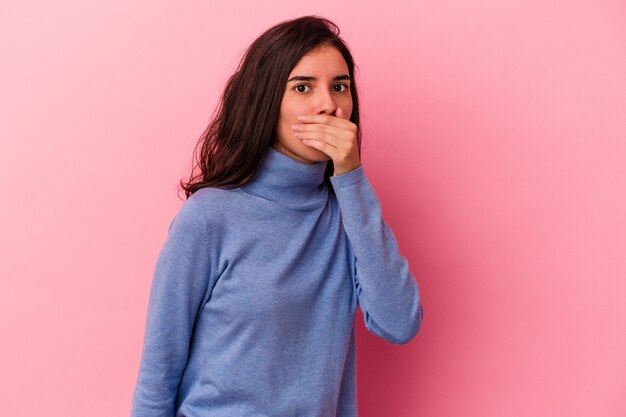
[[330, 165, 424, 345], [131, 197, 214, 417]]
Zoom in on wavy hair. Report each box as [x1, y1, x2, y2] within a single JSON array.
[[179, 15, 362, 199]]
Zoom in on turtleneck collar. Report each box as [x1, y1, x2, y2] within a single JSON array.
[[240, 146, 329, 208]]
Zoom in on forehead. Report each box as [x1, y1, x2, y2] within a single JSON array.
[[289, 45, 348, 75]]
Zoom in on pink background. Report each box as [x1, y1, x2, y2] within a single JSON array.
[[1, 1, 625, 416]]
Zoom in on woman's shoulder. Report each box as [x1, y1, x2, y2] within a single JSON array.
[[164, 187, 239, 239], [184, 185, 245, 222], [189, 185, 242, 206]]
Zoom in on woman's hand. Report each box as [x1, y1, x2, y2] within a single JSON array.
[[291, 107, 361, 176]]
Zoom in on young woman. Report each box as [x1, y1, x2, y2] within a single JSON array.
[[131, 15, 424, 417]]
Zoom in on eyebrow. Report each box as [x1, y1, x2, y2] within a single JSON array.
[[287, 74, 351, 83]]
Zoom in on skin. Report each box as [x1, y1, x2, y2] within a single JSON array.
[[272, 44, 361, 176]]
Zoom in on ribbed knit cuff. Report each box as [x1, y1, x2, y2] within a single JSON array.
[[329, 164, 366, 190]]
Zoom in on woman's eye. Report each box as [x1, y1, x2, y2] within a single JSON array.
[[295, 84, 310, 93], [294, 83, 350, 93]]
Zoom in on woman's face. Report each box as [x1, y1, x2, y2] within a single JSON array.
[[273, 44, 353, 164]]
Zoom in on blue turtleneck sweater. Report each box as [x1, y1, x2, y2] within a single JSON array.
[[130, 146, 424, 417]]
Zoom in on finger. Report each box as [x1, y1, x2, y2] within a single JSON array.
[[297, 113, 350, 128], [293, 122, 347, 138], [301, 138, 339, 158], [294, 130, 340, 148]]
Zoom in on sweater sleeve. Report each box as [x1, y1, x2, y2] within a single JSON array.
[[329, 165, 424, 345], [131, 197, 214, 417]]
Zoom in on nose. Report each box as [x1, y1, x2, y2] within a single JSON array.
[[315, 87, 338, 116]]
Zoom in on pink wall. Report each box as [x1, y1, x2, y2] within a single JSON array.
[[1, 1, 625, 416]]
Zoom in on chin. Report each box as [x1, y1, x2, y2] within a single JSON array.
[[273, 136, 331, 164], [300, 145, 332, 162]]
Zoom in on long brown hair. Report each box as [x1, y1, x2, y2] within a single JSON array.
[[179, 15, 362, 199]]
